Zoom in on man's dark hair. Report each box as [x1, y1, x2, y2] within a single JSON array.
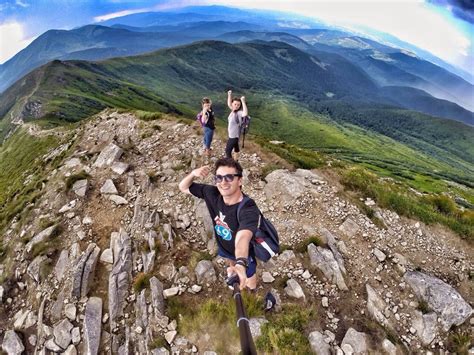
[[214, 157, 243, 176]]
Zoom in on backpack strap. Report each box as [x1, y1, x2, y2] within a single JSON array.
[[237, 195, 261, 229]]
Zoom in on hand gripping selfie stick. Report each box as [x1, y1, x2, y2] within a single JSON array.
[[226, 274, 257, 355]]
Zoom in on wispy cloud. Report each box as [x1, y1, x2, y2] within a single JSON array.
[[94, 8, 152, 22], [15, 0, 29, 8], [0, 21, 35, 64]]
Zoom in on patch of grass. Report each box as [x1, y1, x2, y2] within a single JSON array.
[[0, 242, 8, 262], [147, 171, 160, 184], [38, 217, 55, 230], [133, 272, 151, 293], [417, 299, 431, 314], [341, 167, 474, 241], [295, 236, 323, 253], [447, 329, 471, 354], [65, 170, 90, 191], [29, 223, 63, 258], [279, 244, 292, 253], [148, 336, 169, 351], [358, 203, 386, 229], [141, 131, 153, 139], [256, 304, 315, 354], [187, 250, 213, 271], [152, 124, 161, 131], [168, 293, 264, 353], [135, 110, 163, 121]]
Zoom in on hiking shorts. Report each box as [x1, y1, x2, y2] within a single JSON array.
[[225, 137, 240, 158], [218, 248, 257, 278]]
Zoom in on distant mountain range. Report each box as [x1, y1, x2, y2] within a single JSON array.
[[0, 6, 472, 123]]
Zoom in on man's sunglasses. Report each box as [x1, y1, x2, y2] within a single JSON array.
[[214, 173, 242, 183]]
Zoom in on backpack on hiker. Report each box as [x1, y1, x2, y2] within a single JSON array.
[[240, 115, 251, 148], [237, 196, 279, 262]]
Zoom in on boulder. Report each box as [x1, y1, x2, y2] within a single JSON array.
[[25, 225, 56, 253], [53, 319, 73, 350], [308, 331, 331, 355], [100, 179, 118, 194], [72, 179, 88, 197], [341, 328, 368, 354], [71, 243, 100, 299], [284, 279, 305, 300], [338, 218, 359, 237], [93, 143, 123, 168], [404, 271, 473, 331], [195, 260, 216, 284], [308, 244, 348, 290]]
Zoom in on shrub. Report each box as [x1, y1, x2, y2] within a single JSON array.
[[133, 273, 151, 293], [261, 163, 282, 179], [135, 110, 163, 121], [296, 236, 323, 253]]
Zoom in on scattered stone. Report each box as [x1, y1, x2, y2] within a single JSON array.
[[412, 311, 437, 345], [150, 277, 165, 315], [338, 218, 359, 237], [341, 328, 368, 353], [322, 297, 329, 308], [109, 194, 128, 205], [72, 179, 88, 197], [262, 272, 275, 283], [195, 260, 216, 284], [308, 331, 331, 355], [165, 331, 177, 344], [100, 179, 118, 194], [308, 244, 347, 290], [72, 243, 100, 299], [373, 248, 386, 262], [54, 249, 70, 282], [1, 330, 25, 355], [111, 162, 129, 175], [53, 319, 73, 350], [284, 279, 305, 300], [100, 248, 113, 264], [163, 287, 180, 299], [93, 143, 123, 168], [65, 304, 77, 321], [25, 225, 56, 253]]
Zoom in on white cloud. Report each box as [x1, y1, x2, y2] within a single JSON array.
[[203, 0, 472, 72], [94, 8, 152, 22], [0, 21, 35, 64], [15, 0, 29, 8]]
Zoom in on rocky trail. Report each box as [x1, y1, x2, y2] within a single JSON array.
[[0, 110, 472, 354]]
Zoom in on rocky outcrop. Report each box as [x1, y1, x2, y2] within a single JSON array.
[[109, 229, 132, 329], [404, 271, 473, 330], [1, 330, 25, 355], [308, 244, 348, 290], [84, 297, 103, 355], [71, 243, 100, 299]]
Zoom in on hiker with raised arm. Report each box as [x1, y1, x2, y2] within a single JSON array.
[[196, 97, 215, 156], [225, 90, 248, 161], [178, 157, 259, 290]]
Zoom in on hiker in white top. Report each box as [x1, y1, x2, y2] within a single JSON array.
[[225, 90, 248, 161]]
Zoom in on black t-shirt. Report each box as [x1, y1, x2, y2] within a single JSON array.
[[204, 110, 216, 129], [189, 183, 259, 256]]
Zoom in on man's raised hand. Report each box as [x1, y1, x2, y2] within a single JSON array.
[[192, 165, 210, 179]]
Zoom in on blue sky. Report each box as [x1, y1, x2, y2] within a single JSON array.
[[0, 0, 473, 74]]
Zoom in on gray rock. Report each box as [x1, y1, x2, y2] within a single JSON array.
[[65, 304, 77, 321], [284, 278, 305, 300], [84, 297, 103, 355], [72, 179, 88, 197], [71, 327, 81, 345], [308, 244, 348, 290], [64, 344, 77, 355], [338, 218, 359, 237], [27, 255, 49, 283], [278, 250, 296, 263], [412, 311, 437, 345], [111, 162, 129, 175], [100, 179, 118, 194], [13, 309, 29, 329], [71, 243, 100, 299], [308, 331, 331, 355], [195, 260, 216, 284], [373, 248, 386, 262], [366, 284, 392, 329], [381, 339, 397, 355], [45, 338, 63, 352], [25, 225, 56, 253], [163, 287, 180, 299], [1, 330, 25, 355], [320, 228, 346, 274], [249, 317, 268, 338], [53, 319, 73, 349], [404, 271, 473, 331], [150, 276, 165, 316], [93, 143, 123, 168], [54, 249, 70, 281], [262, 272, 275, 283], [150, 348, 170, 355], [165, 331, 177, 344], [264, 169, 314, 201], [100, 248, 113, 264], [109, 194, 128, 205], [109, 229, 132, 329], [341, 328, 368, 354]]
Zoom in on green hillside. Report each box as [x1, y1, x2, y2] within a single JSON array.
[[1, 40, 473, 189]]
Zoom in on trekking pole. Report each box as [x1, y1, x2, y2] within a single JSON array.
[[226, 274, 257, 355], [241, 132, 246, 149]]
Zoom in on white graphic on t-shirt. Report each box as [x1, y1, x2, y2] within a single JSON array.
[[214, 212, 232, 241]]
